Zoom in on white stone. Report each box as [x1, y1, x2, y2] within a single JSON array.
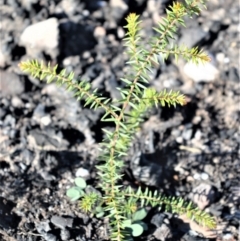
[[94, 26, 106, 38], [193, 173, 201, 180], [147, 0, 156, 13], [110, 0, 128, 10], [194, 130, 202, 140], [20, 18, 59, 57], [82, 10, 90, 17], [201, 172, 209, 180], [76, 168, 90, 178], [117, 27, 125, 39], [40, 116, 51, 126], [176, 136, 183, 143], [216, 52, 225, 63], [184, 62, 219, 82], [11, 96, 24, 108]]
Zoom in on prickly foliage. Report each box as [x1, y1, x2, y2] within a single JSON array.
[[19, 0, 216, 240]]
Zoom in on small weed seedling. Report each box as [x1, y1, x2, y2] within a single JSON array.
[[19, 0, 216, 240]]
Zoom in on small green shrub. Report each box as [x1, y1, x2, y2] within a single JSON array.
[[19, 0, 216, 240]]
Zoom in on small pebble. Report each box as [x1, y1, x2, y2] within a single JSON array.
[[94, 26, 106, 38], [41, 116, 51, 126], [201, 173, 209, 180], [117, 27, 125, 39], [222, 233, 234, 240], [76, 167, 90, 178], [193, 173, 201, 180], [176, 136, 183, 143]]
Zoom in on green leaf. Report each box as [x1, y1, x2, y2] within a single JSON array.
[[66, 187, 83, 201], [95, 206, 103, 212], [130, 223, 144, 237], [134, 221, 148, 231], [95, 206, 105, 218], [96, 211, 105, 218], [132, 208, 147, 221], [74, 177, 87, 188]]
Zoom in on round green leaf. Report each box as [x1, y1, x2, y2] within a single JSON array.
[[130, 223, 144, 237], [95, 206, 105, 218], [95, 206, 103, 213], [96, 211, 105, 218], [134, 221, 148, 231], [74, 177, 87, 188], [132, 208, 147, 221], [66, 187, 82, 201]]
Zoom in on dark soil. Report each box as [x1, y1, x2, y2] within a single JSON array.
[[0, 0, 239, 241]]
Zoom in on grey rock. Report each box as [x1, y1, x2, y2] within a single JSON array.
[[51, 215, 73, 229], [210, 21, 222, 33], [0, 71, 24, 96], [151, 213, 167, 228], [0, 108, 6, 119], [182, 128, 192, 140], [229, 67, 239, 83], [41, 171, 56, 181], [182, 232, 210, 241], [33, 103, 46, 120], [153, 223, 173, 240], [209, 8, 226, 22], [189, 183, 217, 210], [3, 114, 16, 127], [21, 149, 34, 165], [208, 204, 223, 217], [60, 229, 71, 240], [29, 129, 60, 148], [33, 104, 52, 126], [42, 232, 57, 241], [11, 96, 24, 108], [7, 128, 16, 139], [204, 164, 214, 176], [179, 27, 209, 48], [109, 0, 128, 22], [36, 221, 51, 233]]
